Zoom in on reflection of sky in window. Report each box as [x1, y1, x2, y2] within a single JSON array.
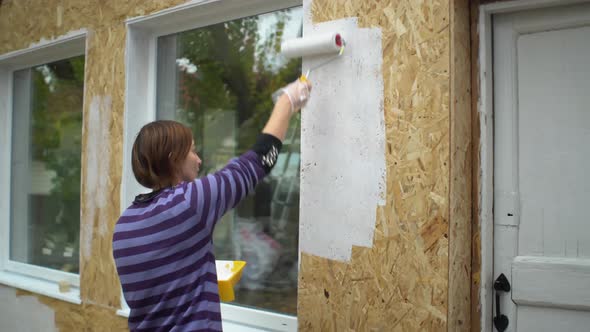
[[36, 65, 56, 92], [254, 7, 303, 72], [176, 7, 302, 75]]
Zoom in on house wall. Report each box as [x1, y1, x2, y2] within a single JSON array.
[[0, 0, 474, 331]]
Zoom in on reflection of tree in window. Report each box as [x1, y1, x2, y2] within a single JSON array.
[[20, 56, 84, 273], [157, 7, 302, 315]]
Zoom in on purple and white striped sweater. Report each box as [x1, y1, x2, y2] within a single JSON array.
[[113, 151, 267, 332]]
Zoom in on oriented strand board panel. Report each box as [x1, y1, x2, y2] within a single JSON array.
[[0, 0, 188, 54], [79, 25, 127, 308], [470, 1, 482, 331], [448, 0, 472, 331], [298, 0, 451, 331]]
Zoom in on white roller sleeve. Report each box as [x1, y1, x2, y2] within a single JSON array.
[[280, 32, 342, 59]]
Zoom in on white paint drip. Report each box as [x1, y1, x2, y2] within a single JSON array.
[[56, 5, 63, 28], [215, 260, 237, 281], [0, 29, 86, 64], [82, 96, 112, 260], [299, 7, 386, 262], [26, 29, 87, 51]]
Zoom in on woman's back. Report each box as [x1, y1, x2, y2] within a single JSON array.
[[114, 151, 268, 331], [113, 78, 310, 331], [114, 181, 222, 331]]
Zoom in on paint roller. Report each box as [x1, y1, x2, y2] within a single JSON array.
[[280, 32, 346, 81]]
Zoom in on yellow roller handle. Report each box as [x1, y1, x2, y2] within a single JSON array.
[[299, 69, 310, 83]]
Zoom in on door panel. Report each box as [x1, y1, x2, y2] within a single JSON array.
[[512, 257, 590, 310], [516, 306, 590, 332], [517, 25, 590, 259], [493, 3, 590, 332]]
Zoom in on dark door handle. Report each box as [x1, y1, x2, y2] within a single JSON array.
[[493, 273, 511, 332]]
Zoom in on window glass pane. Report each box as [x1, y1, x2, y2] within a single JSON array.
[[156, 7, 302, 315], [10, 56, 84, 274]]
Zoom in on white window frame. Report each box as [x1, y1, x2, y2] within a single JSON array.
[[121, 0, 300, 331], [0, 30, 87, 304]]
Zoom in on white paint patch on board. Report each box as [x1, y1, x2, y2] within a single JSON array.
[[26, 29, 87, 50], [299, 6, 386, 262], [82, 96, 112, 260], [0, 285, 57, 332]]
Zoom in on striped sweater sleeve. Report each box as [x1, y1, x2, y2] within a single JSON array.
[[195, 151, 267, 233]]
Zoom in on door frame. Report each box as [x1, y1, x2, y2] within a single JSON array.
[[476, 0, 590, 331]]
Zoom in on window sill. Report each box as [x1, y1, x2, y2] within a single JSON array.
[[221, 303, 297, 332], [116, 302, 297, 331], [0, 270, 81, 305], [116, 306, 130, 317]]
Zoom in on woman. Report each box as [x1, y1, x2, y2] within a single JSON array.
[[113, 79, 311, 331]]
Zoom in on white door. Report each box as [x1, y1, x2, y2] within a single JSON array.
[[493, 3, 590, 332]]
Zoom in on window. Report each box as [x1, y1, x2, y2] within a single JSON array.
[[156, 7, 303, 315], [124, 1, 301, 328], [10, 55, 84, 272], [0, 34, 85, 301]]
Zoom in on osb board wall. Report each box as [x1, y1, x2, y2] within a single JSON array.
[[0, 0, 187, 52], [0, 0, 187, 330], [470, 1, 483, 331], [79, 25, 126, 308], [449, 0, 472, 331], [298, 0, 453, 331]]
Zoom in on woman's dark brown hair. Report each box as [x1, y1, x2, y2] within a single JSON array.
[[132, 120, 193, 190]]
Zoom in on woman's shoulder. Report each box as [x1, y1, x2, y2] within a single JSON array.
[[117, 183, 193, 221]]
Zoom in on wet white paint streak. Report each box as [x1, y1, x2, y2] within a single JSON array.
[[299, 5, 386, 262], [82, 96, 112, 260], [26, 29, 87, 49]]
